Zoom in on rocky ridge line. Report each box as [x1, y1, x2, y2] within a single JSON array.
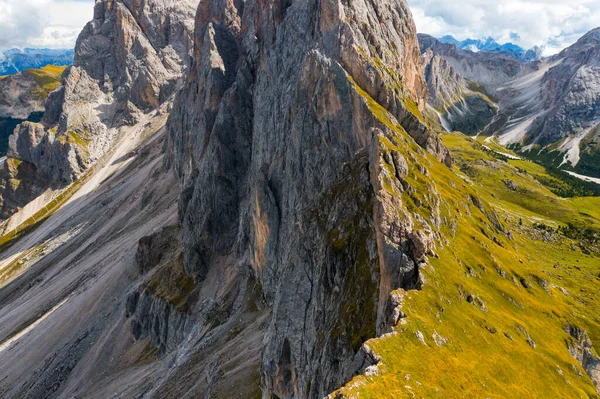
[[0, 0, 199, 219], [165, 0, 450, 397]]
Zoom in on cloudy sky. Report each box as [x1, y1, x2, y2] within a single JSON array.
[[0, 0, 93, 51], [0, 0, 599, 56], [408, 0, 600, 56]]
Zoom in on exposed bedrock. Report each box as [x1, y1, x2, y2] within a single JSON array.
[[0, 0, 199, 219], [166, 0, 449, 397]]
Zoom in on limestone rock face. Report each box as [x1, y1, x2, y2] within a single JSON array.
[[567, 325, 600, 394], [75, 0, 198, 112], [0, 0, 199, 219], [166, 0, 450, 397], [534, 28, 600, 145], [0, 70, 58, 120], [421, 47, 497, 134]]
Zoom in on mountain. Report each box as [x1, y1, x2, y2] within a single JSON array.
[[0, 65, 66, 120], [0, 65, 66, 157], [419, 34, 532, 87], [419, 33, 533, 134], [0, 0, 450, 396], [421, 44, 498, 134], [528, 28, 600, 175], [438, 35, 542, 62], [0, 48, 74, 75], [0, 0, 198, 219], [421, 30, 600, 178], [0, 1, 598, 399]]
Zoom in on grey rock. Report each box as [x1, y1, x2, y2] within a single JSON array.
[[0, 68, 63, 119], [567, 325, 600, 394], [421, 47, 498, 134], [0, 0, 199, 219], [166, 0, 450, 397]]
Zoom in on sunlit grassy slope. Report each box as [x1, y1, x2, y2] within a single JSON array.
[[337, 126, 600, 397], [23, 65, 66, 99]]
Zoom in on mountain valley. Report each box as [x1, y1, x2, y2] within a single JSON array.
[[0, 1, 598, 398]]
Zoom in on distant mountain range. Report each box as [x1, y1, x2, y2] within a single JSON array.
[[421, 27, 600, 177], [0, 48, 74, 75], [437, 35, 542, 62]]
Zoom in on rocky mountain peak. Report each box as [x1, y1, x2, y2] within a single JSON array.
[[165, 0, 450, 396], [0, 0, 199, 218], [74, 0, 198, 112]]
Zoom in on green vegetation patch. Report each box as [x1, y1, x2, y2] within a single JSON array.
[[144, 253, 197, 313], [24, 65, 66, 99], [335, 122, 600, 396]]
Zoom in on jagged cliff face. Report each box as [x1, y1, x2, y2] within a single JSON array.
[[166, 0, 449, 397], [0, 67, 63, 120], [74, 0, 197, 112], [420, 30, 600, 177], [532, 29, 600, 145], [0, 0, 198, 219], [421, 48, 497, 134]]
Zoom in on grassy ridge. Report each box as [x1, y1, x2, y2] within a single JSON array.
[[337, 123, 600, 395], [23, 65, 66, 99]]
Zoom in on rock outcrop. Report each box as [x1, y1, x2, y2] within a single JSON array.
[[421, 47, 497, 134], [0, 66, 65, 120], [0, 0, 199, 219], [166, 0, 449, 397], [567, 325, 600, 394]]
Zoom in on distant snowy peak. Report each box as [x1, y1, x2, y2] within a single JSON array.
[[437, 36, 542, 62], [0, 48, 74, 75]]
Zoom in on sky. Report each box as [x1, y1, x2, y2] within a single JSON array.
[[407, 0, 600, 56], [0, 0, 599, 57], [0, 0, 93, 51]]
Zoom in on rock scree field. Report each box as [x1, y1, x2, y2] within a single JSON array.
[[0, 0, 597, 398]]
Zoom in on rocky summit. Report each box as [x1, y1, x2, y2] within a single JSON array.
[[0, 1, 599, 399]]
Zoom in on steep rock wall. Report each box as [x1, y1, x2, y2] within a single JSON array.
[[166, 0, 450, 397], [0, 0, 199, 219]]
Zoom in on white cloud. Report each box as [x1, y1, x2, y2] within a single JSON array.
[[0, 0, 93, 51], [408, 0, 600, 56]]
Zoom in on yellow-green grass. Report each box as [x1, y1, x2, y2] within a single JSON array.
[[0, 119, 138, 279], [475, 135, 520, 156], [56, 130, 91, 160], [336, 94, 600, 397], [25, 65, 65, 90], [0, 165, 91, 252], [0, 242, 47, 286], [24, 65, 66, 99]]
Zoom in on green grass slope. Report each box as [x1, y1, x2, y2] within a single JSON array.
[[336, 126, 600, 397], [23, 64, 66, 100]]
